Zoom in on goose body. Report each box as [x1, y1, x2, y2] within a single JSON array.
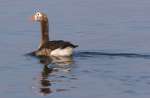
[[36, 40, 77, 56], [32, 12, 78, 57]]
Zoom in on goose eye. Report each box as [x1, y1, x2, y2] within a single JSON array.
[[36, 13, 40, 16]]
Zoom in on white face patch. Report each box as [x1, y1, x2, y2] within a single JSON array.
[[34, 12, 42, 21]]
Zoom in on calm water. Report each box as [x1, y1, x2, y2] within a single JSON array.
[[1, 0, 150, 98]]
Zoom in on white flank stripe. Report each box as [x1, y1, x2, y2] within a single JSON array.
[[50, 47, 73, 56]]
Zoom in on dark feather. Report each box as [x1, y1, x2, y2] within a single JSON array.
[[39, 40, 78, 50]]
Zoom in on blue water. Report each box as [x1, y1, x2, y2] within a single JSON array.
[[1, 0, 150, 98]]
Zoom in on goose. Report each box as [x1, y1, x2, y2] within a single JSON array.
[[31, 12, 78, 57]]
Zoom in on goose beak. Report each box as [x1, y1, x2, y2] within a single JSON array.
[[31, 15, 35, 22]]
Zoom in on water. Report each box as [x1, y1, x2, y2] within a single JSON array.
[[1, 0, 150, 98]]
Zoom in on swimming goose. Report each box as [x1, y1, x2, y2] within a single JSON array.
[[31, 12, 78, 57]]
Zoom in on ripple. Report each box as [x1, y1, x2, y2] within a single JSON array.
[[26, 50, 150, 59], [74, 51, 150, 59]]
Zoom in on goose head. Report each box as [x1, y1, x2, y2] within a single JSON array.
[[32, 12, 48, 22]]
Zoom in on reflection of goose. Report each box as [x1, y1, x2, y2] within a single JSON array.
[[38, 56, 73, 95], [39, 56, 73, 66], [31, 12, 78, 57], [39, 65, 53, 95]]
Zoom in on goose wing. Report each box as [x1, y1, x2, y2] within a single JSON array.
[[46, 40, 78, 50]]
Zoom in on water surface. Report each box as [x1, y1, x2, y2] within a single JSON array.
[[1, 0, 150, 98]]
